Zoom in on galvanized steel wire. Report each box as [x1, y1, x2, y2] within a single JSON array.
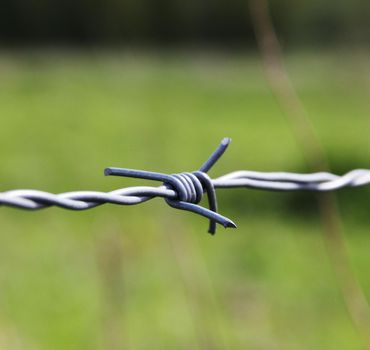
[[1, 138, 369, 234]]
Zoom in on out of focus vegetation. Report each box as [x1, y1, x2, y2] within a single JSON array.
[[0, 50, 369, 349], [0, 0, 369, 45]]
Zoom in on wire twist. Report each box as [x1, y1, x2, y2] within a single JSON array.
[[1, 137, 370, 234]]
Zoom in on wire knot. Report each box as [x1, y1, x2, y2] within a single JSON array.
[[105, 138, 237, 234], [163, 172, 206, 204], [163, 171, 223, 234]]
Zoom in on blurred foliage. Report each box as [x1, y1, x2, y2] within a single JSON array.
[[0, 50, 369, 349], [0, 0, 369, 45]]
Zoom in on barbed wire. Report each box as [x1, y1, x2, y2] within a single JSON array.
[[1, 138, 369, 234]]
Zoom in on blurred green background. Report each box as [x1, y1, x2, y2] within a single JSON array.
[[0, 1, 370, 349]]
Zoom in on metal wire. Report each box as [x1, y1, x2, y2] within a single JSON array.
[[1, 138, 369, 234]]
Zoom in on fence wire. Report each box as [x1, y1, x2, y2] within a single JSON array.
[[1, 138, 369, 234]]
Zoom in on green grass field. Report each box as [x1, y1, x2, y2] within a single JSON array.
[[0, 49, 369, 349]]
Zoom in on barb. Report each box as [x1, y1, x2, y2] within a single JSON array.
[[0, 138, 369, 234]]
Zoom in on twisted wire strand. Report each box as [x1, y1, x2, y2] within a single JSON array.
[[1, 138, 369, 233], [1, 169, 369, 209], [213, 169, 370, 191]]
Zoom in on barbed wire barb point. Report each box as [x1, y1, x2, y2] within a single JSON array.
[[105, 137, 235, 234]]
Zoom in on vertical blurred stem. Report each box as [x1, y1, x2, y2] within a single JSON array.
[[95, 222, 126, 350], [163, 215, 232, 350], [249, 0, 370, 347]]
